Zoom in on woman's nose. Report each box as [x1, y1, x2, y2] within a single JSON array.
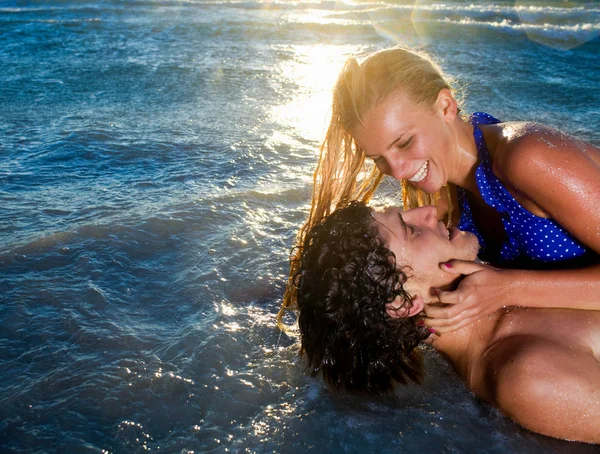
[[386, 156, 409, 180]]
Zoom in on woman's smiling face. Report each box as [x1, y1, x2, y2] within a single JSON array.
[[351, 90, 459, 194], [373, 206, 479, 304]]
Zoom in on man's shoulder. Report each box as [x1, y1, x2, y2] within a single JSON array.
[[477, 333, 600, 441]]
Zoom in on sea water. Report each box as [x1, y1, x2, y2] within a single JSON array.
[[1, 1, 599, 452]]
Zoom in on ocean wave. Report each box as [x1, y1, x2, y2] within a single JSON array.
[[3, 18, 102, 24], [6, 0, 595, 15], [436, 17, 600, 34], [191, 0, 600, 15], [325, 2, 599, 25], [2, 0, 598, 14], [409, 2, 599, 15], [332, 2, 599, 15], [0, 6, 106, 14], [159, 0, 600, 16]]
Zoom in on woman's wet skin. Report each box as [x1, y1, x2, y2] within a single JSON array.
[[351, 90, 479, 194]]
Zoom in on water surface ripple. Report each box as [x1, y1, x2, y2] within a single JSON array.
[[1, 1, 599, 452]]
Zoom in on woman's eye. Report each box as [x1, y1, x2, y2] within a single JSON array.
[[398, 137, 413, 149]]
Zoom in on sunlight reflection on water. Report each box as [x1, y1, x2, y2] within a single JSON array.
[[269, 44, 362, 145], [2, 1, 599, 452]]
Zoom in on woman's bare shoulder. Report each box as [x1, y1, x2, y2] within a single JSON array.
[[493, 121, 599, 173], [488, 122, 600, 219]]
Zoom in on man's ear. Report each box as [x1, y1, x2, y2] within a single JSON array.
[[385, 295, 425, 319]]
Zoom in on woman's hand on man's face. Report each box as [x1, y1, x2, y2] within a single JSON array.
[[423, 260, 513, 333]]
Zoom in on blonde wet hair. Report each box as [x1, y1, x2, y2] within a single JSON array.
[[278, 46, 463, 332]]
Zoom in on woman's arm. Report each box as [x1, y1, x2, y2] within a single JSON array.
[[424, 261, 600, 332], [426, 126, 600, 332]]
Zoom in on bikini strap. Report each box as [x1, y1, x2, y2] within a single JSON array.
[[469, 112, 501, 126]]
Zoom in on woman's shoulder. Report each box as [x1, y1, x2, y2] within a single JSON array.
[[484, 121, 600, 219], [493, 121, 552, 154], [490, 121, 598, 180]]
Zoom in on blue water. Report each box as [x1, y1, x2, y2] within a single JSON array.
[[1, 1, 599, 452]]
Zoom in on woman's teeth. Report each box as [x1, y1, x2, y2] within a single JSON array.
[[408, 160, 428, 183]]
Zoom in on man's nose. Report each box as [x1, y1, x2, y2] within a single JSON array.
[[422, 206, 439, 225], [409, 205, 438, 226]]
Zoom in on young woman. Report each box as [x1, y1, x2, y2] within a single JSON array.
[[279, 46, 600, 333], [293, 202, 600, 444]]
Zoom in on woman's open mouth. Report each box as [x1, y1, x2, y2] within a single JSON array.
[[408, 160, 429, 183]]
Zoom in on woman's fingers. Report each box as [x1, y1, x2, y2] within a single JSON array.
[[439, 259, 485, 275], [425, 261, 500, 331], [433, 289, 463, 306], [423, 303, 464, 320], [424, 307, 479, 330], [426, 314, 479, 333], [431, 260, 486, 305], [424, 313, 466, 329]]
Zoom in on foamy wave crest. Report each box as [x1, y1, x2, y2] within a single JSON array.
[[437, 16, 600, 35], [326, 1, 599, 41], [329, 1, 600, 16], [0, 5, 105, 13], [414, 3, 600, 15], [427, 15, 599, 49], [3, 0, 597, 15]]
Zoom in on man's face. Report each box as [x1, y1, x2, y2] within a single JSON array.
[[373, 206, 479, 305]]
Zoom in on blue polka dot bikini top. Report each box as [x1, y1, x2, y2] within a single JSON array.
[[457, 112, 590, 265]]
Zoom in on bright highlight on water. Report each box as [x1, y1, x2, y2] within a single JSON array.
[[1, 1, 599, 452]]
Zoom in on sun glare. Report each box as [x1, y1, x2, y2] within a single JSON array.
[[268, 44, 363, 148]]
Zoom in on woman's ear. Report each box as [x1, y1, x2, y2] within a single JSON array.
[[435, 88, 458, 122], [385, 295, 425, 319]]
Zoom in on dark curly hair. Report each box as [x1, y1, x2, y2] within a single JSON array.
[[294, 201, 430, 394]]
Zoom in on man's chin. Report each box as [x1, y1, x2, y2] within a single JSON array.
[[464, 232, 480, 261]]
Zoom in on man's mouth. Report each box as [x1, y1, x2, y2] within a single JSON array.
[[449, 227, 467, 241]]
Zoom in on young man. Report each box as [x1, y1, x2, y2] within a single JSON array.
[[293, 202, 600, 444]]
